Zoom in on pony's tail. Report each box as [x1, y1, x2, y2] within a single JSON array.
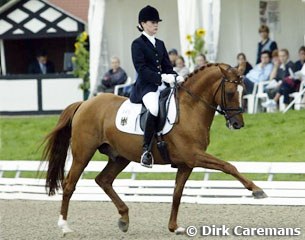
[[42, 101, 83, 196]]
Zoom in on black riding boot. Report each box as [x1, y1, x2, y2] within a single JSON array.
[[140, 113, 158, 168]]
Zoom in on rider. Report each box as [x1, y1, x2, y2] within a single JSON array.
[[130, 5, 184, 168]]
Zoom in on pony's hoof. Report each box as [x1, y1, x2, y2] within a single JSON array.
[[253, 190, 268, 199], [62, 228, 73, 237], [118, 218, 129, 232], [175, 227, 186, 235], [58, 215, 73, 237]]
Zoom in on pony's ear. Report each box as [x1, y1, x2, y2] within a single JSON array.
[[218, 64, 229, 77], [237, 62, 246, 76]]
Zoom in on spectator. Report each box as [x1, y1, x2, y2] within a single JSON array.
[[274, 49, 295, 80], [235, 53, 252, 75], [262, 49, 297, 109], [243, 50, 273, 94], [168, 48, 178, 67], [256, 25, 278, 64], [295, 46, 305, 71], [194, 53, 207, 70], [97, 56, 127, 94], [28, 50, 55, 74], [268, 50, 279, 81], [266, 49, 295, 95], [174, 56, 189, 77]]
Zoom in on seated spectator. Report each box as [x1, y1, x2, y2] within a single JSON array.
[[97, 56, 127, 94], [256, 25, 278, 64], [273, 49, 295, 80], [235, 53, 252, 75], [262, 49, 297, 109], [266, 49, 295, 96], [243, 50, 273, 94], [194, 53, 208, 70], [174, 56, 189, 77], [268, 50, 279, 81], [28, 50, 55, 74], [168, 49, 179, 67], [295, 46, 305, 71]]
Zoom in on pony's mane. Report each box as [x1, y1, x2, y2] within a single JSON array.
[[184, 63, 219, 82], [184, 63, 232, 82]]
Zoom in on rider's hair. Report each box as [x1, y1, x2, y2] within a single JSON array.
[[137, 23, 144, 32]]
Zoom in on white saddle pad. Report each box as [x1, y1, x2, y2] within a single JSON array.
[[115, 92, 177, 135]]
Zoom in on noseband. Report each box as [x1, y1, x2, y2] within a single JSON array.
[[178, 67, 243, 121]]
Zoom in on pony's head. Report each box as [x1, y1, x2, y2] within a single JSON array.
[[213, 64, 245, 130]]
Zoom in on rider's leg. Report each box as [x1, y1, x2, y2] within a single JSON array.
[[141, 91, 159, 167]]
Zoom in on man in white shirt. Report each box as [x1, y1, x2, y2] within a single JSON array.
[[243, 50, 273, 94]]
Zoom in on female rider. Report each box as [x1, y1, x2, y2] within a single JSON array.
[[129, 5, 184, 167]]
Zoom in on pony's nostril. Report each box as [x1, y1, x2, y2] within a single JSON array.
[[233, 122, 241, 129]]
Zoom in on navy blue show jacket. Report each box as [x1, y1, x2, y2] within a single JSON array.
[[129, 34, 176, 103]]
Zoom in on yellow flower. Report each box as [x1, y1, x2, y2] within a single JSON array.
[[185, 50, 194, 57], [74, 42, 80, 49], [186, 34, 192, 42], [80, 31, 88, 42], [196, 28, 206, 37]]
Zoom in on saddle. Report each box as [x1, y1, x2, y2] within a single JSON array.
[[115, 87, 177, 167], [139, 87, 172, 132]]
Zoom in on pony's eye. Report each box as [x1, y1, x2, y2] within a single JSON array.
[[226, 92, 234, 100]]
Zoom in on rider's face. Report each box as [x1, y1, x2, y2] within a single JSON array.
[[142, 21, 158, 36]]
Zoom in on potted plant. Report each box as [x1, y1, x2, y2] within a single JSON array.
[[72, 31, 90, 100]]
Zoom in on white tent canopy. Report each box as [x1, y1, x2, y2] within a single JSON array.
[[88, 0, 105, 95], [88, 0, 305, 93], [88, 0, 221, 92], [177, 0, 220, 67]]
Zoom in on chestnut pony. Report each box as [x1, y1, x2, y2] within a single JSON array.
[[43, 63, 266, 235]]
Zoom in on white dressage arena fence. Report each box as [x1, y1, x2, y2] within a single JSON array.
[[0, 160, 305, 206]]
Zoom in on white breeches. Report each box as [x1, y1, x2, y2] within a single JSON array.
[[142, 82, 167, 117]]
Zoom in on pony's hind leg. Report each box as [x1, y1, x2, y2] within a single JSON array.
[[95, 157, 130, 232], [191, 151, 267, 199], [59, 145, 96, 235]]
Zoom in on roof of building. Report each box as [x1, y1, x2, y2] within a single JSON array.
[[0, 0, 85, 39], [48, 0, 89, 23]]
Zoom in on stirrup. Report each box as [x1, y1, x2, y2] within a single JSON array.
[[140, 150, 154, 168]]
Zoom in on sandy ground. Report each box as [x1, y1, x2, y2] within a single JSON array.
[[0, 200, 304, 240]]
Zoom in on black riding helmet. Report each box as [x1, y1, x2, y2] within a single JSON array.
[[138, 5, 162, 24]]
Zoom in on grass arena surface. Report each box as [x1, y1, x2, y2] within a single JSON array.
[[1, 111, 305, 180], [0, 200, 305, 240], [1, 111, 305, 161]]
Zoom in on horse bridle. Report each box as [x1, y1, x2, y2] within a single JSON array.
[[212, 76, 244, 120], [177, 69, 244, 121]]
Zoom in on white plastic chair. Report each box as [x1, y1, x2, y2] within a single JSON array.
[[243, 83, 258, 114], [254, 81, 270, 113], [282, 79, 305, 113], [281, 65, 305, 112], [114, 77, 134, 95]]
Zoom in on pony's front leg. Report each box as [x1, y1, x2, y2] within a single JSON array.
[[191, 151, 267, 199], [168, 165, 192, 234]]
